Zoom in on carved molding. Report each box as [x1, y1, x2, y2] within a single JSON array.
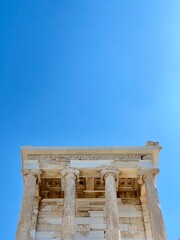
[[27, 154, 153, 161]]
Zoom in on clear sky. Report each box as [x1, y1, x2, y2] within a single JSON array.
[[0, 1, 180, 239]]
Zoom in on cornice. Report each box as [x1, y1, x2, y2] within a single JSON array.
[[21, 145, 161, 153]]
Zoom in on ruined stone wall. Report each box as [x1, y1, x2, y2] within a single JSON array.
[[35, 198, 149, 240]]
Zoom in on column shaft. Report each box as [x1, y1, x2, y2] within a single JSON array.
[[62, 173, 76, 240], [16, 174, 37, 240], [104, 174, 121, 240], [145, 175, 166, 240]]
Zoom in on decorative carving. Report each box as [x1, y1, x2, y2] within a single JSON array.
[[27, 153, 152, 161], [40, 155, 70, 161], [39, 176, 140, 199], [67, 154, 142, 160], [22, 169, 42, 183], [119, 178, 134, 187], [138, 168, 159, 184], [61, 168, 80, 181], [94, 178, 104, 190], [100, 169, 120, 181], [68, 155, 101, 160]]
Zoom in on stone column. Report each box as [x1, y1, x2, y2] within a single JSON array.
[[139, 169, 167, 240], [16, 169, 42, 240], [100, 169, 121, 240], [61, 168, 79, 240]]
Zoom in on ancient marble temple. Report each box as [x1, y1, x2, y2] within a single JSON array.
[[16, 142, 166, 240]]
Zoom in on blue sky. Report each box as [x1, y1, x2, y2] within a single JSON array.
[[0, 1, 180, 239]]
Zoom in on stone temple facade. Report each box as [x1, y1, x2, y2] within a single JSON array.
[[16, 142, 166, 240]]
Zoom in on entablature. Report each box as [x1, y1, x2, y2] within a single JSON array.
[[21, 142, 161, 169], [22, 153, 157, 172], [20, 143, 161, 199]]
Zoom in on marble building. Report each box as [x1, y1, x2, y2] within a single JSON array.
[[16, 141, 166, 240]]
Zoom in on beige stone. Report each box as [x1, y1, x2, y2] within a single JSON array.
[[144, 175, 166, 240], [100, 169, 121, 240], [17, 143, 166, 240], [16, 169, 42, 240], [61, 168, 79, 240]]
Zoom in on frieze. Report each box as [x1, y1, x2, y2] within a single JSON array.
[[27, 154, 153, 161]]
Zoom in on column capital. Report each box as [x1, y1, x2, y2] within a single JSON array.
[[21, 169, 42, 183], [138, 168, 159, 184], [100, 168, 120, 181], [61, 167, 80, 181]]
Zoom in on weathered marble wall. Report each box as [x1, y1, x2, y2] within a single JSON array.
[[35, 198, 147, 240]]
